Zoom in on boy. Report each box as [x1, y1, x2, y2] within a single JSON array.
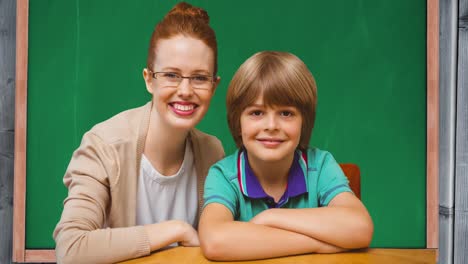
[[199, 51, 373, 261]]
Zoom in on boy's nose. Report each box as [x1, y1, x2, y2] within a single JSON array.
[[265, 114, 279, 130]]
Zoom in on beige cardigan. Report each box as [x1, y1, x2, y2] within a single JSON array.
[[53, 102, 224, 264]]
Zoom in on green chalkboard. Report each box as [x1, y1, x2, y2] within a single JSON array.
[[26, 0, 426, 249]]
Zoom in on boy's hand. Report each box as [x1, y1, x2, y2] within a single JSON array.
[[317, 241, 347, 253], [250, 209, 276, 226]]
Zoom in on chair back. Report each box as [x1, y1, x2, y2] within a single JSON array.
[[339, 164, 361, 199]]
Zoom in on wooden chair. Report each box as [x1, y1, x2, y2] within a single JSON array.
[[339, 164, 361, 199]]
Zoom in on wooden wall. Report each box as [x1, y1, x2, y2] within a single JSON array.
[[0, 0, 466, 263], [454, 0, 468, 263], [0, 0, 17, 263], [439, 0, 468, 263]]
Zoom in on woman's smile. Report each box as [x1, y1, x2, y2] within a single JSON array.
[[169, 101, 198, 116]]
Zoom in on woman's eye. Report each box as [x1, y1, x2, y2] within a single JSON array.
[[163, 73, 179, 79], [192, 75, 210, 82]]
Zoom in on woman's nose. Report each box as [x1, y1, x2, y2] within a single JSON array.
[[177, 78, 194, 98]]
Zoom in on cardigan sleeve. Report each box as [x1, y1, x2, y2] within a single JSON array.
[[53, 132, 150, 264]]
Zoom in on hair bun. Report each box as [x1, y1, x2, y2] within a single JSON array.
[[166, 2, 210, 24]]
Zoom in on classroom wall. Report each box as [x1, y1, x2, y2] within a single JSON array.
[[0, 1, 16, 263], [2, 0, 467, 262], [453, 0, 468, 263], [439, 0, 458, 262], [439, 0, 468, 263], [25, 0, 428, 249]]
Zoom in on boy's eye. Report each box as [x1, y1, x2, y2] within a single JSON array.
[[250, 110, 263, 116], [280, 111, 294, 117]]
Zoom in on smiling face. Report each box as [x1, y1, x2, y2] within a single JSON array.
[[226, 52, 317, 151], [240, 96, 302, 164], [144, 35, 218, 131]]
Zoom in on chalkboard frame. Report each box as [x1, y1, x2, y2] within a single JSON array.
[[12, 0, 440, 262]]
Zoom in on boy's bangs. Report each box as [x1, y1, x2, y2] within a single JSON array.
[[252, 69, 307, 109]]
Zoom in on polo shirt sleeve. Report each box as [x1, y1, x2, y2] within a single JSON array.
[[203, 164, 238, 217], [317, 152, 353, 206]]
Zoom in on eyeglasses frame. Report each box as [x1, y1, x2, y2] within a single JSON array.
[[147, 69, 216, 90]]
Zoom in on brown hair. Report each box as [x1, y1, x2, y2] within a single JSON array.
[[226, 51, 317, 151], [146, 2, 218, 74]]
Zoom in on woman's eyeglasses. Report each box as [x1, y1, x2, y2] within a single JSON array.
[[148, 70, 215, 90]]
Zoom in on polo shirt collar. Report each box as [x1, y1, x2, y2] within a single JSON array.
[[237, 149, 308, 200]]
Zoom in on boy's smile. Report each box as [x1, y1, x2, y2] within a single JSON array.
[[256, 137, 285, 148], [240, 96, 302, 164]]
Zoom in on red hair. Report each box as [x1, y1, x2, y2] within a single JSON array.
[[146, 2, 218, 74]]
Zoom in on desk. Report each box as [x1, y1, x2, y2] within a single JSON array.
[[120, 247, 436, 264]]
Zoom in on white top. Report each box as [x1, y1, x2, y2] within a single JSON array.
[[136, 141, 198, 231]]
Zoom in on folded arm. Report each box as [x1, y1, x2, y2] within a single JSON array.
[[54, 132, 197, 264], [55, 192, 197, 264], [251, 192, 374, 249], [54, 160, 151, 263], [199, 203, 344, 261]]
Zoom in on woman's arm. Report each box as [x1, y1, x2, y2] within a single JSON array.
[[199, 203, 345, 261], [54, 132, 196, 264], [250, 192, 374, 249], [144, 220, 199, 250]]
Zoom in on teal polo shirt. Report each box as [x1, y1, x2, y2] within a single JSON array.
[[203, 148, 353, 221]]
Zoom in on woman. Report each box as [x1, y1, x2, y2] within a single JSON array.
[[53, 3, 224, 263]]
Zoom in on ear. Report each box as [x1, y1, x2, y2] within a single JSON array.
[[143, 68, 153, 94], [212, 76, 221, 93]]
